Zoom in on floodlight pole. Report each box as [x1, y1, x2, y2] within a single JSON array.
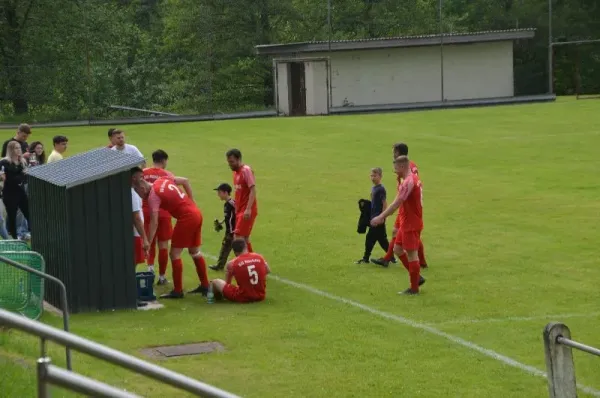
[[548, 0, 553, 94], [439, 0, 445, 102]]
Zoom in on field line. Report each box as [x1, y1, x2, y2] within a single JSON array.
[[428, 312, 600, 326], [202, 253, 600, 396]]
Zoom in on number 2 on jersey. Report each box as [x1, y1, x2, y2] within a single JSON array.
[[247, 265, 259, 285], [168, 183, 185, 199]]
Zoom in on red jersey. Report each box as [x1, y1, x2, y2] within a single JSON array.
[[397, 172, 423, 231], [142, 167, 174, 217], [396, 160, 419, 222], [233, 165, 257, 215], [227, 252, 268, 301], [148, 177, 200, 220]]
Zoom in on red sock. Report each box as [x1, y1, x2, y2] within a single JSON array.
[[147, 240, 156, 265], [409, 260, 421, 292], [172, 258, 183, 293], [399, 253, 409, 271], [383, 239, 395, 261], [247, 242, 254, 253], [418, 241, 427, 266], [158, 248, 169, 276], [193, 256, 209, 288]]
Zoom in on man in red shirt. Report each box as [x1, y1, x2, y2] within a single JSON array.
[[131, 168, 209, 299], [372, 156, 425, 295], [372, 142, 428, 268], [211, 239, 270, 303], [226, 149, 258, 252], [142, 150, 185, 285]]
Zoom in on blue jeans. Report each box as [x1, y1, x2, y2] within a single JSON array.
[[0, 212, 9, 240], [16, 210, 28, 238]]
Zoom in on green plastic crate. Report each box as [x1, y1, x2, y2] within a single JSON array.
[[0, 240, 30, 252], [0, 251, 45, 320]]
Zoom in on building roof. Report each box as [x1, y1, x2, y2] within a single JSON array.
[[28, 147, 144, 189], [255, 28, 535, 56]]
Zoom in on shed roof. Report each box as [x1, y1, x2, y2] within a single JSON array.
[[256, 28, 535, 56], [28, 148, 144, 189]]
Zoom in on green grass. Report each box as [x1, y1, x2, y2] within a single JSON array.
[[1, 97, 600, 397]]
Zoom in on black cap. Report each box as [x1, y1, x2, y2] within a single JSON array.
[[214, 183, 232, 194]]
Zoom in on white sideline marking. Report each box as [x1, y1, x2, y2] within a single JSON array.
[[429, 312, 600, 326], [203, 254, 600, 396]]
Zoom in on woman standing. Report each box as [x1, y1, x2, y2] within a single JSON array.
[[28, 141, 46, 166], [0, 141, 30, 239]]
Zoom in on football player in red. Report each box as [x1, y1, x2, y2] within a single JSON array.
[[211, 239, 270, 303], [371, 142, 428, 268], [131, 168, 209, 299], [142, 150, 186, 285], [226, 149, 258, 252], [371, 156, 425, 295]]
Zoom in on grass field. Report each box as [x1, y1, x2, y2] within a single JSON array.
[[1, 98, 600, 397]]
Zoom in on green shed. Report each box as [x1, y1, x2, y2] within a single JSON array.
[[27, 148, 145, 313]]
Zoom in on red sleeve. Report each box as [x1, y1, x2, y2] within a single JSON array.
[[148, 189, 161, 212], [397, 176, 415, 201], [242, 167, 255, 188], [165, 171, 175, 179]]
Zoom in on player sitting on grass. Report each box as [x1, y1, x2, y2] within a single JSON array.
[[211, 239, 270, 303]]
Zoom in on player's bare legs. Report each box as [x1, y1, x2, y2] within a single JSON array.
[[156, 240, 170, 284], [187, 247, 210, 296], [210, 279, 226, 300], [395, 246, 426, 295], [161, 247, 185, 299]]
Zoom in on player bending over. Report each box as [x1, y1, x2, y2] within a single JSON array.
[[131, 168, 210, 299], [371, 142, 428, 268], [226, 149, 258, 252], [371, 156, 425, 295], [211, 239, 270, 303]]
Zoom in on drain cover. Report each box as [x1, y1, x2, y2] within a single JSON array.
[[141, 342, 225, 359]]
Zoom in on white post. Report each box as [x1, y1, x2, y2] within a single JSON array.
[[543, 322, 577, 398]]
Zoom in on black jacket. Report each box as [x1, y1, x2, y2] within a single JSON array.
[[357, 199, 371, 234]]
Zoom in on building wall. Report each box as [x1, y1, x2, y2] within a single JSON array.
[[295, 40, 514, 107], [304, 60, 329, 115], [276, 62, 291, 115]]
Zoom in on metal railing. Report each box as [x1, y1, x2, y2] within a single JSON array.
[[0, 254, 72, 370], [543, 322, 600, 398], [0, 308, 240, 398]]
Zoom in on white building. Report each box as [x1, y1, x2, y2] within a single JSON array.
[[255, 29, 537, 116]]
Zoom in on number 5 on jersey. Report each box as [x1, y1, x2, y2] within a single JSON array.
[[247, 265, 259, 285], [168, 183, 185, 199]]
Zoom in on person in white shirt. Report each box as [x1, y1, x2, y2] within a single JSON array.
[[132, 187, 150, 308], [111, 129, 145, 164]]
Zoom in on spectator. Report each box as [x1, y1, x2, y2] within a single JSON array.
[[107, 128, 117, 148], [47, 136, 68, 164], [0, 202, 10, 240], [0, 141, 30, 239], [2, 124, 32, 159], [28, 141, 46, 166], [110, 129, 144, 161]]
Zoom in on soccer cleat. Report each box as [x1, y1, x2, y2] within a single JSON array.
[[354, 258, 369, 264], [419, 276, 426, 286], [156, 277, 168, 286], [370, 258, 389, 267], [420, 263, 428, 269], [398, 288, 419, 295], [209, 264, 225, 271], [390, 257, 397, 264], [160, 290, 184, 299], [188, 285, 209, 296]]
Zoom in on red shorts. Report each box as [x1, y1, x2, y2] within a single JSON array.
[[234, 212, 257, 237], [134, 236, 146, 265], [144, 212, 173, 242], [394, 230, 421, 251], [171, 213, 202, 249], [222, 284, 263, 303]]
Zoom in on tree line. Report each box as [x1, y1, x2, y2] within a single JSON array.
[[1, 0, 599, 122]]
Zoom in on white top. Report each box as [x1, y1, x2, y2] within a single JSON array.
[[112, 144, 144, 159], [132, 188, 144, 237]]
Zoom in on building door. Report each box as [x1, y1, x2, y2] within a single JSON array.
[[290, 62, 306, 116]]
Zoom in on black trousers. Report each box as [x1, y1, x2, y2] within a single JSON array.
[[3, 188, 29, 239], [217, 233, 234, 267], [363, 224, 389, 260]]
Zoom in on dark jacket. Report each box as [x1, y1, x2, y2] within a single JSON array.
[[357, 199, 371, 234]]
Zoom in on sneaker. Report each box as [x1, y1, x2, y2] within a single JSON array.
[[209, 264, 224, 271], [160, 290, 184, 299], [156, 277, 168, 286], [370, 258, 390, 267], [398, 288, 419, 295], [354, 258, 369, 264], [188, 285, 209, 296], [147, 265, 155, 273]]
